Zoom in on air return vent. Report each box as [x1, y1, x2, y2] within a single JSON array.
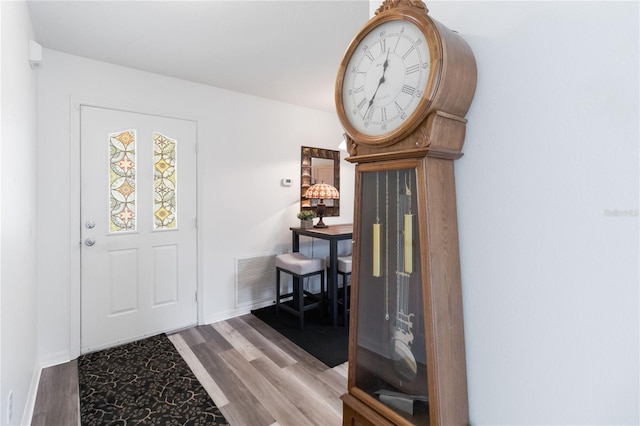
[[235, 254, 277, 308]]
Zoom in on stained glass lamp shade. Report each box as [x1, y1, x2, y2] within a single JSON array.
[[304, 183, 340, 228]]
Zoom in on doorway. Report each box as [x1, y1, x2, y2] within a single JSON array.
[[79, 106, 198, 353]]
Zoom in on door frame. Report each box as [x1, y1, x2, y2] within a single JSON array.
[[69, 97, 202, 359]]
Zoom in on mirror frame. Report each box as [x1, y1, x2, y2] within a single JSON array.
[[300, 146, 340, 217]]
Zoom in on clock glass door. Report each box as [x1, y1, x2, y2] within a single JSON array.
[[353, 162, 429, 423]]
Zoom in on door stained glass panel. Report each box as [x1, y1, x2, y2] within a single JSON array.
[[153, 132, 177, 230], [109, 130, 136, 232]]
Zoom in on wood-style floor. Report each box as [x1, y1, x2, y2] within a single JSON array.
[[31, 313, 347, 426]]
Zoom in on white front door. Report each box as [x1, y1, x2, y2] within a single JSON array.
[[80, 106, 197, 353]]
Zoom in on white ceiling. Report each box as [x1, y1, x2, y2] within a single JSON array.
[[27, 0, 371, 113]]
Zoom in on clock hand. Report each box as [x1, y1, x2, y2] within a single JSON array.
[[367, 75, 385, 110], [382, 48, 390, 72], [364, 50, 391, 119]]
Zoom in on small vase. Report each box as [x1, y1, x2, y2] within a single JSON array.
[[301, 219, 313, 229]]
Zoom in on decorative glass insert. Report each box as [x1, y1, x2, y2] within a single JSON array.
[[153, 132, 177, 229], [109, 130, 136, 232]]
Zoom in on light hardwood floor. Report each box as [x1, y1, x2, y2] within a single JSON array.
[[31, 313, 347, 426]]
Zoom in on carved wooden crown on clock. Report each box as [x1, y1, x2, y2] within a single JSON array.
[[335, 0, 476, 161]]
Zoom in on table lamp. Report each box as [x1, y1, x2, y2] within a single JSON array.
[[304, 183, 340, 228]]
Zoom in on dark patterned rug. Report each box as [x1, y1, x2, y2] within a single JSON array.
[[77, 334, 228, 425]]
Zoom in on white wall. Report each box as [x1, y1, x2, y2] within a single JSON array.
[[36, 49, 355, 364], [425, 1, 638, 425], [0, 1, 39, 425]]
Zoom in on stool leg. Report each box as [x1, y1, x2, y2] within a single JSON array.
[[275, 269, 280, 316], [323, 265, 329, 319], [338, 272, 344, 326], [298, 277, 304, 329], [344, 274, 349, 326], [320, 270, 325, 316]]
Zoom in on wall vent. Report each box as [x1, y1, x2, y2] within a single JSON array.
[[235, 254, 277, 308]]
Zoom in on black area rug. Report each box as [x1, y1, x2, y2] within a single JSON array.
[[78, 334, 229, 426], [251, 304, 349, 367]]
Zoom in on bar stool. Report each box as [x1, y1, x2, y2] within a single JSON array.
[[275, 252, 325, 329], [326, 255, 352, 326]]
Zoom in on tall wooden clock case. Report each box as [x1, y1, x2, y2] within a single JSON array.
[[335, 1, 477, 425]]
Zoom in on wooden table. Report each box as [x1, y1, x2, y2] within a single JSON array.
[[290, 224, 353, 326]]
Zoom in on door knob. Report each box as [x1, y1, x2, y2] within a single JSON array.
[[85, 220, 95, 229], [85, 238, 96, 247]]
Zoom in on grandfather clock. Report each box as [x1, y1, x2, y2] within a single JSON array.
[[334, 1, 477, 425]]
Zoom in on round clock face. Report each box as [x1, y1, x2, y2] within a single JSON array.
[[340, 18, 432, 140]]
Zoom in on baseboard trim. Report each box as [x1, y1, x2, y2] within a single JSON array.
[[21, 361, 42, 426], [204, 300, 274, 325], [39, 351, 72, 370]]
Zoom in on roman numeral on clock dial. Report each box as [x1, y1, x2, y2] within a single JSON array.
[[402, 85, 416, 96], [406, 64, 420, 75]]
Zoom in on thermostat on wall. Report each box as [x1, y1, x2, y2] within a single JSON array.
[[281, 178, 293, 187]]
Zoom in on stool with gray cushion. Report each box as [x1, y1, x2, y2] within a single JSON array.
[[326, 255, 352, 326], [276, 252, 325, 329]]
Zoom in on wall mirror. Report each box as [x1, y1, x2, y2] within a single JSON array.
[[300, 146, 340, 217]]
